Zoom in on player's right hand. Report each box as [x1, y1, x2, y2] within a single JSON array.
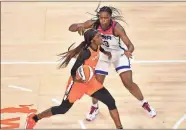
[[124, 51, 132, 58]]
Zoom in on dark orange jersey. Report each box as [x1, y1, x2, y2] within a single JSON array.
[[71, 46, 105, 79], [66, 46, 104, 103], [84, 46, 100, 69]]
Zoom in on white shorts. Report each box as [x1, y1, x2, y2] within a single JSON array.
[[95, 50, 132, 75]]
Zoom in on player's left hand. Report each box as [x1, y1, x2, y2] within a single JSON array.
[[124, 51, 132, 58]]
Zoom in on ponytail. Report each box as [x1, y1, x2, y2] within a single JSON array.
[[58, 41, 87, 68]]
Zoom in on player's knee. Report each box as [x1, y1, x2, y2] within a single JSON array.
[[123, 79, 133, 90], [106, 97, 117, 110], [51, 100, 73, 115], [59, 105, 70, 114], [125, 82, 133, 90], [120, 71, 134, 89]]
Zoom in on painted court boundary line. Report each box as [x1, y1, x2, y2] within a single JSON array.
[[52, 98, 86, 129], [8, 85, 33, 92], [52, 98, 61, 105], [173, 114, 186, 129], [78, 120, 86, 129], [1, 60, 186, 65]]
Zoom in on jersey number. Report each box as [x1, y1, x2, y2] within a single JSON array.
[[103, 41, 109, 47]]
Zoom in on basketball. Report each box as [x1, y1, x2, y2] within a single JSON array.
[[76, 65, 94, 82]]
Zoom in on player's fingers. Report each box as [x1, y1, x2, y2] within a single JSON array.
[[81, 27, 85, 35], [83, 27, 85, 34], [78, 29, 81, 35], [81, 28, 84, 35]]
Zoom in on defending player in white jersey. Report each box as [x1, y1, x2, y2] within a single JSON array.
[[69, 5, 156, 121]]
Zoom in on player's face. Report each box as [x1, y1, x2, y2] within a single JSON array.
[[99, 12, 111, 28], [92, 32, 102, 45]]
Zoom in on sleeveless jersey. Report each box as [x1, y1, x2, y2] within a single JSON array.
[[70, 46, 100, 78], [84, 46, 100, 69], [97, 20, 127, 51]]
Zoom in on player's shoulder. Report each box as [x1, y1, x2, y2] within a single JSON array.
[[113, 21, 127, 36], [82, 47, 90, 52], [114, 21, 125, 30], [80, 47, 91, 58]]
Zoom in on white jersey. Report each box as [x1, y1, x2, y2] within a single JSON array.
[[97, 20, 128, 62]]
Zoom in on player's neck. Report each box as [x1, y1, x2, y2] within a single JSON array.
[[89, 44, 98, 52], [100, 24, 110, 31], [100, 20, 112, 31]]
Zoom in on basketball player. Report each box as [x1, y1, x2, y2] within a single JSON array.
[[69, 6, 156, 121], [25, 29, 123, 129]]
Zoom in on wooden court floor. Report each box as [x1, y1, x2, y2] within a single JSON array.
[[1, 2, 186, 129]]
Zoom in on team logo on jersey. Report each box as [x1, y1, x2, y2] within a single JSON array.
[[102, 35, 112, 40]]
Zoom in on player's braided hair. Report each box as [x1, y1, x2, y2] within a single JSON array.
[[87, 4, 127, 29], [58, 29, 98, 68]]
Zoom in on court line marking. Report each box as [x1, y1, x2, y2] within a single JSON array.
[[51, 98, 60, 105], [8, 85, 32, 92], [78, 120, 86, 129], [1, 60, 186, 65], [51, 98, 87, 129], [1, 61, 57, 65], [173, 114, 186, 129], [4, 60, 186, 129]]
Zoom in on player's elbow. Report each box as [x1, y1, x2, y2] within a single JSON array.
[[68, 25, 74, 32], [70, 68, 76, 76], [69, 24, 77, 32], [130, 43, 135, 52]]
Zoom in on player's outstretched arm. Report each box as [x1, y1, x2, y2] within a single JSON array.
[[69, 20, 95, 35]]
